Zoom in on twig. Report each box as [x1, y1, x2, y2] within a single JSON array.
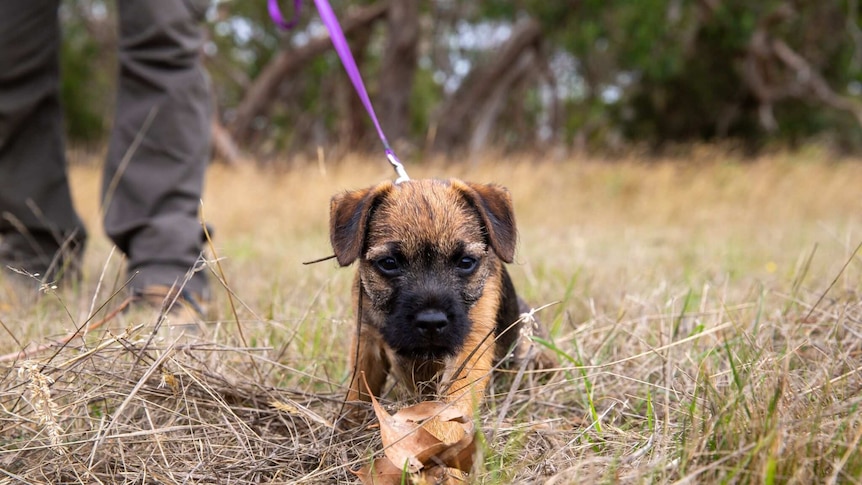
[[0, 297, 133, 363]]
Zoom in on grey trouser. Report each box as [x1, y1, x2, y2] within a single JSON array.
[[0, 0, 212, 295]]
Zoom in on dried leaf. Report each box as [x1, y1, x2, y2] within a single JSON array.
[[400, 403, 475, 472], [389, 400, 450, 422], [353, 457, 406, 485], [376, 399, 477, 473], [368, 388, 447, 472], [421, 465, 468, 485], [358, 373, 479, 478], [434, 428, 476, 472]]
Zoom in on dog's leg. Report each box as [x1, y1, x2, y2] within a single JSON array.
[[340, 324, 390, 430], [346, 325, 390, 403]]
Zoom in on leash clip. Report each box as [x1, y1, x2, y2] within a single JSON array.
[[385, 150, 410, 184], [271, 0, 411, 185]]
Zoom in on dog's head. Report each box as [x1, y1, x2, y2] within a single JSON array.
[[330, 178, 517, 359]]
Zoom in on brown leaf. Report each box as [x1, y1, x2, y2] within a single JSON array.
[[381, 400, 477, 473], [393, 401, 472, 425], [421, 465, 468, 485], [358, 373, 478, 477], [353, 457, 406, 485], [431, 423, 476, 472], [398, 402, 475, 472], [368, 388, 447, 473]]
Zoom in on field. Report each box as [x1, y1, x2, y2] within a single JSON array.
[[2, 149, 862, 483]]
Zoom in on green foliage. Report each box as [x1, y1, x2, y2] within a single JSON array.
[[497, 0, 862, 151], [409, 66, 444, 144], [56, 0, 862, 154]]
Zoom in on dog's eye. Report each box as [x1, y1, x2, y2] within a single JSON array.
[[455, 256, 478, 274], [374, 256, 401, 275]]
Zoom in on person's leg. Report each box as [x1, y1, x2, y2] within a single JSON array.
[[0, 0, 87, 284], [104, 0, 212, 298]]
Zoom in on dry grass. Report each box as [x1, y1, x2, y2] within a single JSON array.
[[2, 148, 862, 483]]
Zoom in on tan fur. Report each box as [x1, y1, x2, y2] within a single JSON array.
[[330, 178, 534, 443]]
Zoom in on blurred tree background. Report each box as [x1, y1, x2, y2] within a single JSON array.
[[60, 0, 862, 162]]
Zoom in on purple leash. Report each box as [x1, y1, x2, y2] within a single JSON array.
[[269, 0, 410, 183]]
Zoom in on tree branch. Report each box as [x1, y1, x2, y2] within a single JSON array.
[[229, 2, 388, 142], [431, 18, 542, 153]]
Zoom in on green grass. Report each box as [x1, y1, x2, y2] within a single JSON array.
[[1, 150, 861, 483]]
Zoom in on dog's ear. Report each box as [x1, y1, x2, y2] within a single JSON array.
[[453, 180, 517, 263], [330, 182, 393, 266]]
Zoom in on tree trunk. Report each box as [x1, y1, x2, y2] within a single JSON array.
[[742, 5, 862, 132], [229, 2, 388, 143], [431, 18, 541, 154], [211, 117, 241, 165], [468, 50, 536, 157], [377, 0, 419, 147], [337, 25, 373, 150]]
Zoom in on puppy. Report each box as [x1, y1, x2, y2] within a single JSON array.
[[330, 178, 548, 442]]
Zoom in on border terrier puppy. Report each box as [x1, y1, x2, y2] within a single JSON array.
[[330, 178, 549, 442]]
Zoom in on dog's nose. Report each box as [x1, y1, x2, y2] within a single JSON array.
[[415, 309, 448, 334]]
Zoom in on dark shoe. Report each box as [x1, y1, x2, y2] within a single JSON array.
[[133, 284, 210, 342], [0, 229, 85, 287]]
